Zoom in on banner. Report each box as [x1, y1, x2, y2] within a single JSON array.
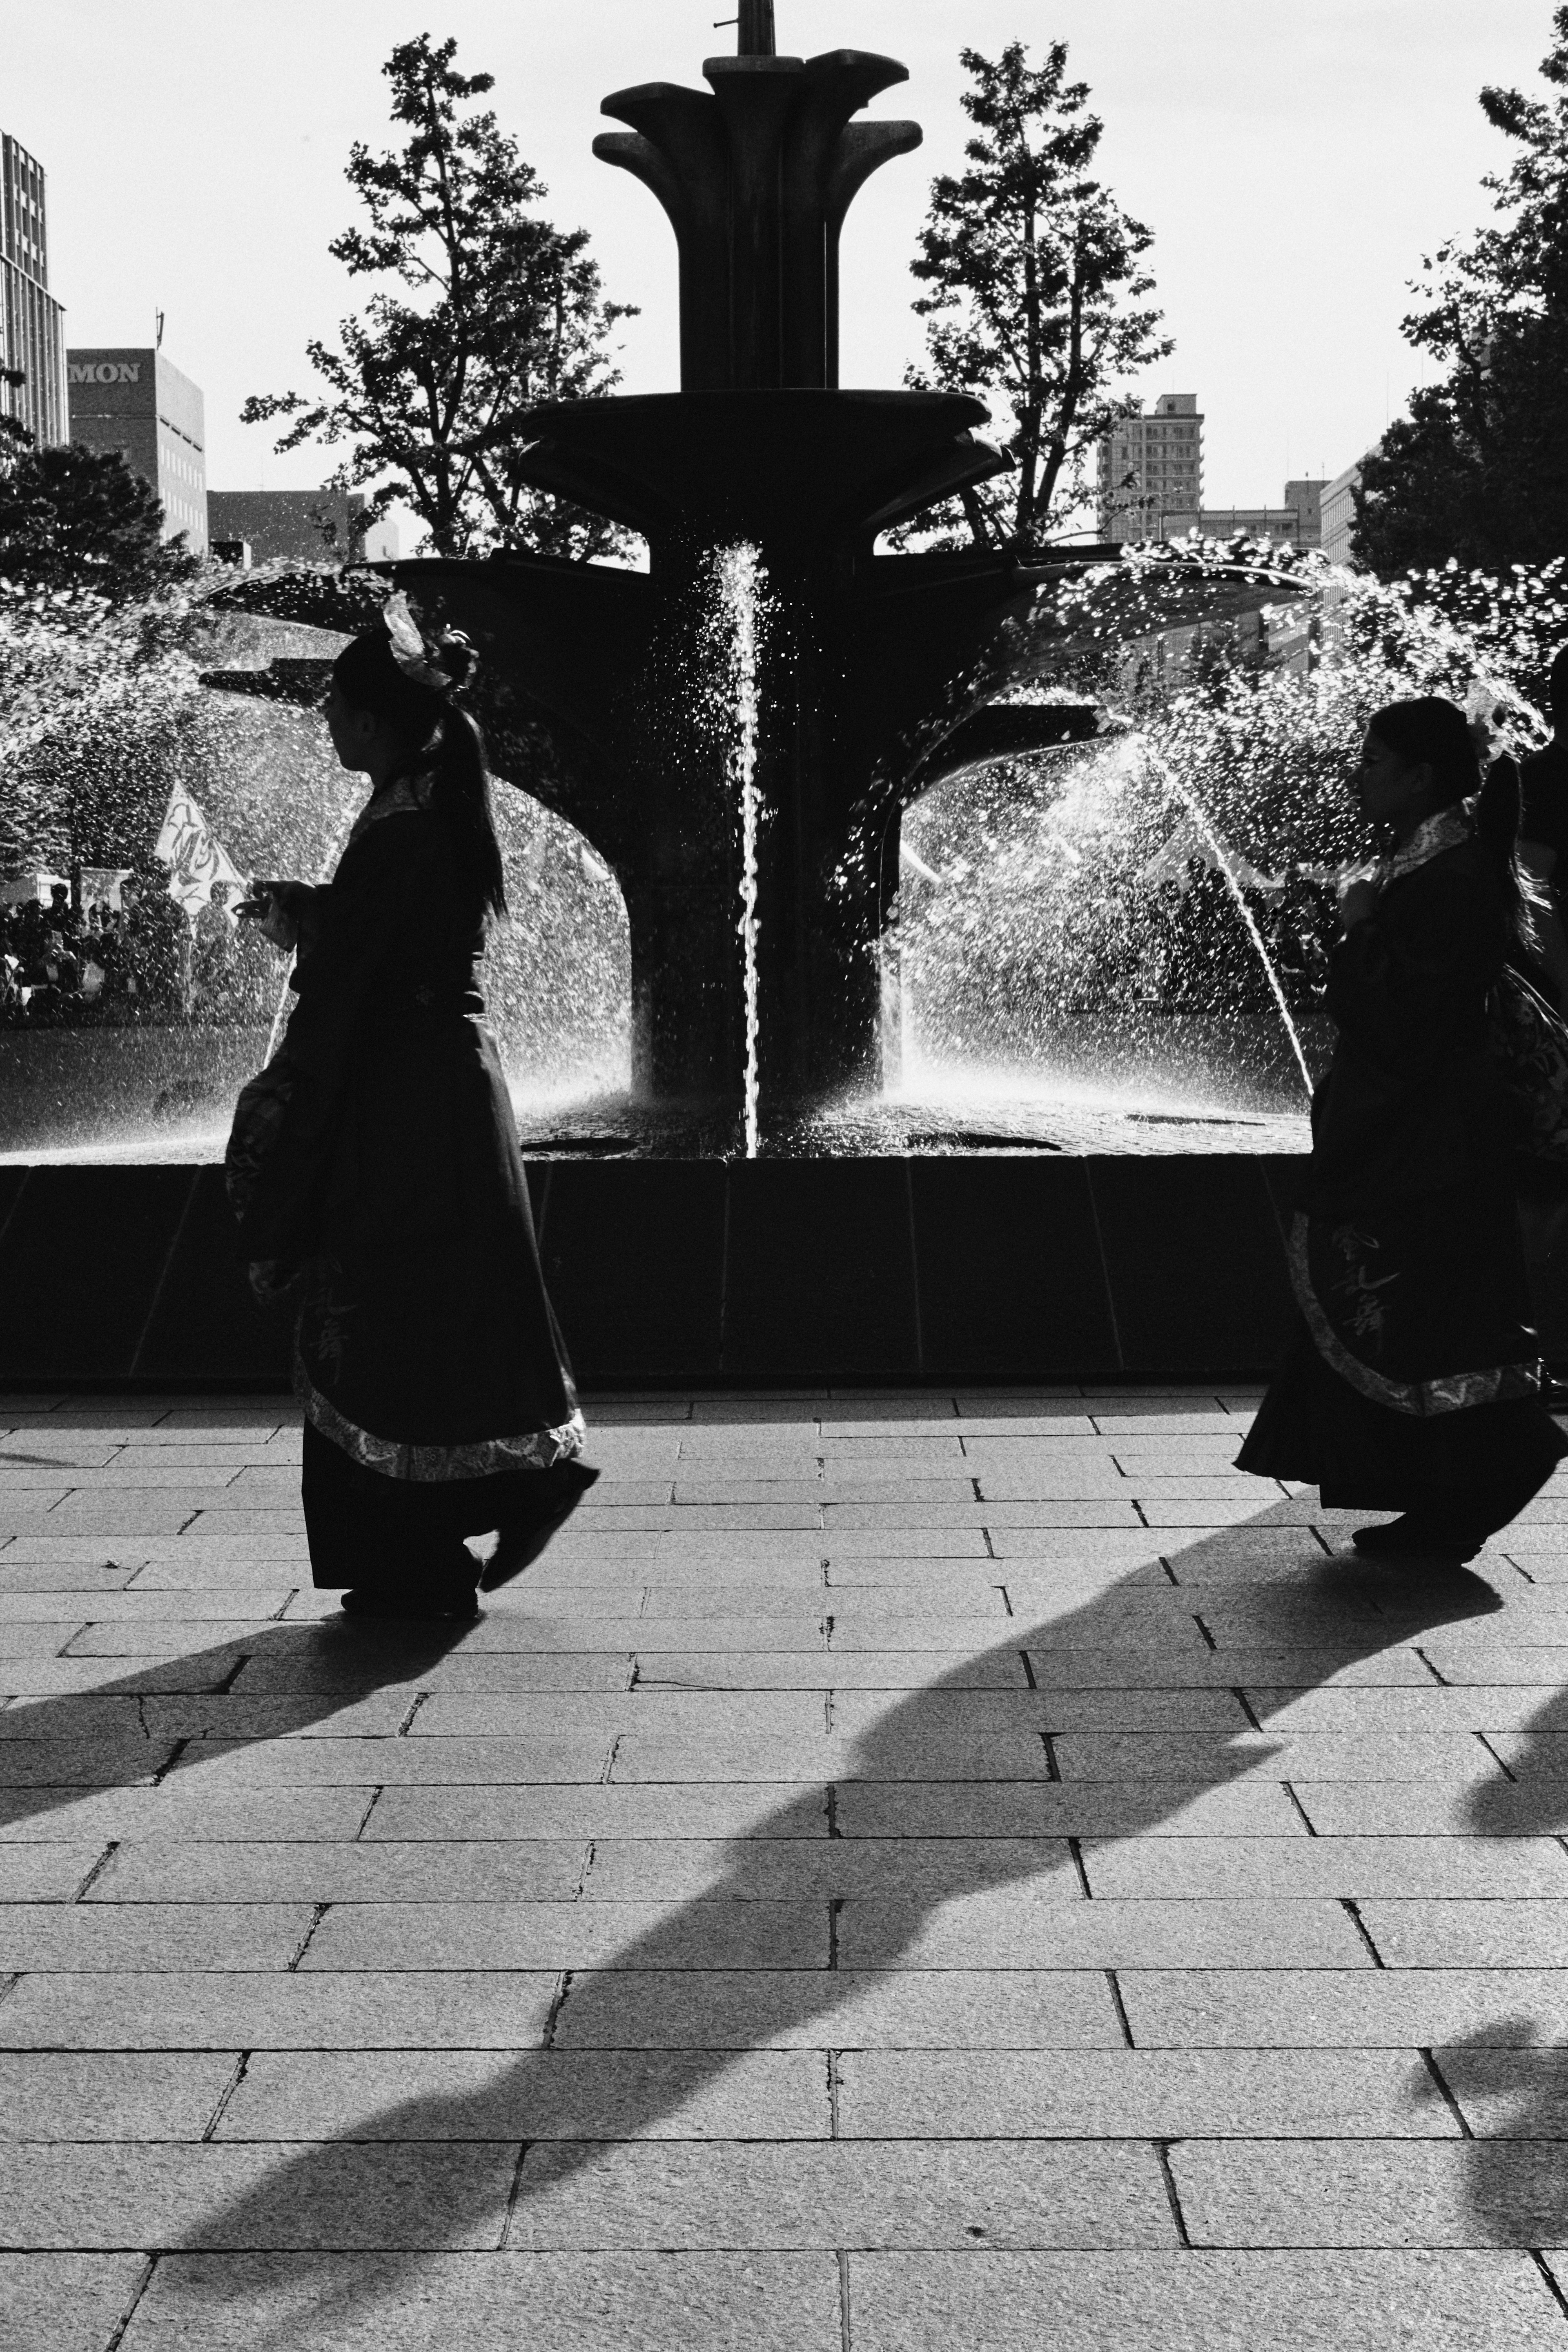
[[155, 787, 247, 918]]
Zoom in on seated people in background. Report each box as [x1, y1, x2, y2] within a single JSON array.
[[44, 882, 75, 947], [192, 882, 240, 1022], [119, 873, 186, 1019]]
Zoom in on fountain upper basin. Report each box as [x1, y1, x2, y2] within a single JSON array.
[[510, 387, 1008, 543]]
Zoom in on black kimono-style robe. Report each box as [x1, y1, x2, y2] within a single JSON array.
[[1239, 808, 1566, 1511], [226, 777, 583, 1483]]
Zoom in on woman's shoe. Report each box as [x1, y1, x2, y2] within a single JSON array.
[[480, 1461, 601, 1592], [1352, 1515, 1482, 1566], [341, 1580, 481, 1621]]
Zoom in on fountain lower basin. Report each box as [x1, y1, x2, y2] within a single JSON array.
[[0, 1149, 1314, 1388]]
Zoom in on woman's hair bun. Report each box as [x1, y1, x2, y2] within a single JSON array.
[[435, 630, 477, 693]]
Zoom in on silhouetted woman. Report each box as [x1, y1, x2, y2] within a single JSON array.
[[226, 597, 593, 1617], [1239, 694, 1567, 1567]]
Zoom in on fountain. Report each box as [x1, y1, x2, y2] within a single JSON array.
[[186, 2, 1372, 1160], [365, 0, 1129, 1132], [4, 2, 1564, 1383]]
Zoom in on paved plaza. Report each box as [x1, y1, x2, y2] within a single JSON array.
[[3, 1385, 1568, 2348]]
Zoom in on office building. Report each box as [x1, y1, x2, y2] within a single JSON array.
[[1321, 450, 1378, 568], [1, 131, 67, 448], [1096, 393, 1205, 541], [66, 347, 207, 550], [207, 487, 398, 566]]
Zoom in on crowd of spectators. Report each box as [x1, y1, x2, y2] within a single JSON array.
[[2, 855, 1342, 1036], [0, 879, 278, 1028]]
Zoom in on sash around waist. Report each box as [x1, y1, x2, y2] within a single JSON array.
[[366, 986, 488, 1030]]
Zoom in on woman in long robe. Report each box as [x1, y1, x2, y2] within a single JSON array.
[[1239, 695, 1567, 1566], [226, 601, 593, 1617]]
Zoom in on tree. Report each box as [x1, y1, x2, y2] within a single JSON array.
[[0, 441, 199, 601], [904, 42, 1172, 553], [0, 366, 31, 459], [1356, 7, 1568, 574], [243, 33, 637, 561]]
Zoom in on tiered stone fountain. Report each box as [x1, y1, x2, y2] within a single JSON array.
[[383, 0, 1114, 1124]]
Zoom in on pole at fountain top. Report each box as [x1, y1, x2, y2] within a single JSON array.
[[737, 0, 776, 55]]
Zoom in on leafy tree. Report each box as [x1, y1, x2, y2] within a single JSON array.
[[904, 42, 1172, 552], [0, 441, 199, 601], [1356, 7, 1568, 574], [1, 365, 31, 457], [243, 33, 636, 561]]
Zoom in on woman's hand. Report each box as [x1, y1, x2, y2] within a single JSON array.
[[248, 1258, 301, 1307], [1339, 878, 1381, 931], [236, 883, 302, 953]]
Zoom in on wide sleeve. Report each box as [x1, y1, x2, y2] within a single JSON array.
[[1325, 863, 1495, 1080], [232, 821, 420, 1263]]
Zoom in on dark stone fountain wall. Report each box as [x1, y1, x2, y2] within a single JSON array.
[[0, 1157, 1317, 1388]]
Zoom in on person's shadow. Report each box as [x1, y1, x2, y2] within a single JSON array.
[[0, 1617, 476, 1835], [1422, 1630, 1568, 2247], [2, 1502, 1512, 2343]]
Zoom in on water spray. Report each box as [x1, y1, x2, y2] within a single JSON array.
[[713, 544, 768, 1158], [1140, 743, 1315, 1100]]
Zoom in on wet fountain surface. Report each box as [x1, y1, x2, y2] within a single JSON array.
[[506, 1072, 1314, 1163], [1, 1086, 1312, 1169]]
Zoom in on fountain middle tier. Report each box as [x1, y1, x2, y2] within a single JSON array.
[[383, 386, 1149, 1128]]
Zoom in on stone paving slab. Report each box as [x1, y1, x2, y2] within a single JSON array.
[[4, 1385, 1568, 2351], [0, 2051, 239, 2139], [835, 2046, 1453, 2138], [0, 2256, 155, 2352], [118, 2250, 844, 2350], [1119, 1962, 1568, 2043], [0, 1968, 564, 2050], [214, 2047, 832, 2142], [848, 2250, 1560, 2352], [508, 2138, 1177, 2249], [1171, 2137, 1568, 2245]]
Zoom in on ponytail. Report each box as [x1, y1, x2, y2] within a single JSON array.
[[428, 702, 507, 924], [1477, 753, 1536, 954]]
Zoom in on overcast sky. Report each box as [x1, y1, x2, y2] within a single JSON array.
[[7, 0, 1557, 525]]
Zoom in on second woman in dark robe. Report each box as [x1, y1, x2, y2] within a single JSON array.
[[1239, 694, 1567, 1568]]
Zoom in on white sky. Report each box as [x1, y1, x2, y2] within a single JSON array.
[[6, 0, 1556, 522]]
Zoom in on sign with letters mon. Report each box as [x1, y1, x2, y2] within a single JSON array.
[[67, 362, 141, 385]]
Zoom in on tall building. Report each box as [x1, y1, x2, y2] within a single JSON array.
[[1, 131, 67, 448], [1096, 392, 1205, 541], [1321, 449, 1378, 568], [66, 347, 207, 550], [208, 487, 398, 566]]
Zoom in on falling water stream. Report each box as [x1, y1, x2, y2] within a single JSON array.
[[714, 545, 768, 1156], [1140, 742, 1316, 1099]]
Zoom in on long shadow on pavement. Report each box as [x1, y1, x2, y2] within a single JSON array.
[[1437, 1602, 1568, 2249], [12, 1507, 1513, 2345], [0, 1618, 480, 1834]]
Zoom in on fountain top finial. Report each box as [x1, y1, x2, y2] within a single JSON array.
[[599, 0, 919, 388], [736, 0, 776, 56]]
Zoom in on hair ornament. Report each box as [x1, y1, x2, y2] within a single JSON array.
[[383, 590, 452, 692]]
